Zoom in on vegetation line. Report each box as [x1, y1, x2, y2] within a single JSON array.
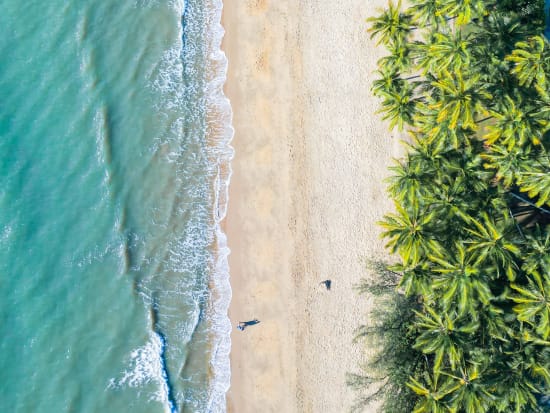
[[351, 1, 550, 412]]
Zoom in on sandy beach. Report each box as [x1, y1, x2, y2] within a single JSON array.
[[222, 1, 405, 411]]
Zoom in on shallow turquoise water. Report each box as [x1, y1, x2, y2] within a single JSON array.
[[0, 1, 232, 412]]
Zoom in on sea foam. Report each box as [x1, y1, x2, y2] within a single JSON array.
[[116, 0, 234, 410]]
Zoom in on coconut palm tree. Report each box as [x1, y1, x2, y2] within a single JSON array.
[[378, 39, 415, 74], [477, 304, 512, 343], [407, 373, 456, 413], [521, 227, 550, 277], [393, 261, 435, 297], [425, 182, 474, 230], [428, 243, 493, 316], [372, 68, 405, 98], [505, 36, 548, 95], [463, 212, 520, 280], [470, 11, 528, 56], [509, 271, 550, 340], [500, 327, 550, 384], [377, 81, 420, 130], [423, 149, 494, 221], [517, 154, 550, 208], [356, 2, 550, 412], [481, 143, 529, 187], [425, 31, 472, 73], [412, 34, 444, 77], [413, 305, 479, 372], [379, 201, 440, 265], [440, 364, 495, 413], [412, 101, 477, 150], [367, 0, 414, 46], [438, 0, 486, 25], [386, 153, 439, 208], [407, 136, 455, 172], [408, 0, 446, 27], [487, 349, 548, 412], [483, 95, 547, 149], [430, 70, 492, 130]]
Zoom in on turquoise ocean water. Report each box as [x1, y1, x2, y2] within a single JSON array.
[[0, 1, 233, 412]]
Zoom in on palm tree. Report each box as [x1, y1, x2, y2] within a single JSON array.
[[477, 321, 550, 411], [463, 212, 520, 280], [413, 305, 478, 371], [425, 182, 474, 230], [413, 35, 441, 76], [414, 31, 473, 76], [407, 136, 454, 172], [377, 81, 420, 130], [505, 36, 548, 95], [394, 261, 435, 297], [521, 227, 550, 277], [408, 0, 446, 27], [430, 70, 492, 130], [517, 154, 550, 208], [360, 2, 550, 411], [372, 68, 405, 98], [367, 0, 414, 46], [422, 151, 495, 226], [483, 95, 547, 149], [386, 155, 436, 208], [379, 201, 440, 265], [438, 0, 486, 25], [477, 304, 512, 343], [509, 271, 550, 340], [378, 39, 415, 74], [487, 349, 548, 412], [425, 31, 472, 73], [412, 101, 476, 150], [481, 143, 529, 187], [428, 243, 493, 317], [407, 372, 457, 412], [471, 12, 529, 59], [440, 364, 495, 413]]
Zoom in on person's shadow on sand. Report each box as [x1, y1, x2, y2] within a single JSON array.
[[237, 319, 260, 331]]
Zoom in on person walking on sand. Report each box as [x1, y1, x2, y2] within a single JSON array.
[[237, 319, 260, 331], [320, 279, 332, 290]]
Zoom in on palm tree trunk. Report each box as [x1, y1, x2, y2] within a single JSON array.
[[510, 192, 550, 215], [509, 209, 525, 238], [476, 116, 493, 124]]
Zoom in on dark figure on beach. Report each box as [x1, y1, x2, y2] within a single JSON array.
[[237, 319, 260, 331], [320, 279, 332, 290]]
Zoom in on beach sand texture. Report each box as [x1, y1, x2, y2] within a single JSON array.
[[223, 0, 406, 412]]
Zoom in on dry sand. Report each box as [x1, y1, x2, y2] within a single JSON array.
[[222, 1, 405, 412]]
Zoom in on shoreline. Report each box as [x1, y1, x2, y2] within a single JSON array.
[[202, 0, 234, 410], [222, 1, 406, 411]]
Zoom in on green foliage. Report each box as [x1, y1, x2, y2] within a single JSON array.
[[509, 272, 550, 339], [506, 36, 549, 98], [349, 264, 422, 413], [367, 0, 414, 46], [429, 69, 492, 130], [483, 95, 548, 148], [355, 1, 550, 412], [517, 155, 550, 207], [413, 305, 478, 371], [376, 80, 419, 130], [379, 201, 440, 265]]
